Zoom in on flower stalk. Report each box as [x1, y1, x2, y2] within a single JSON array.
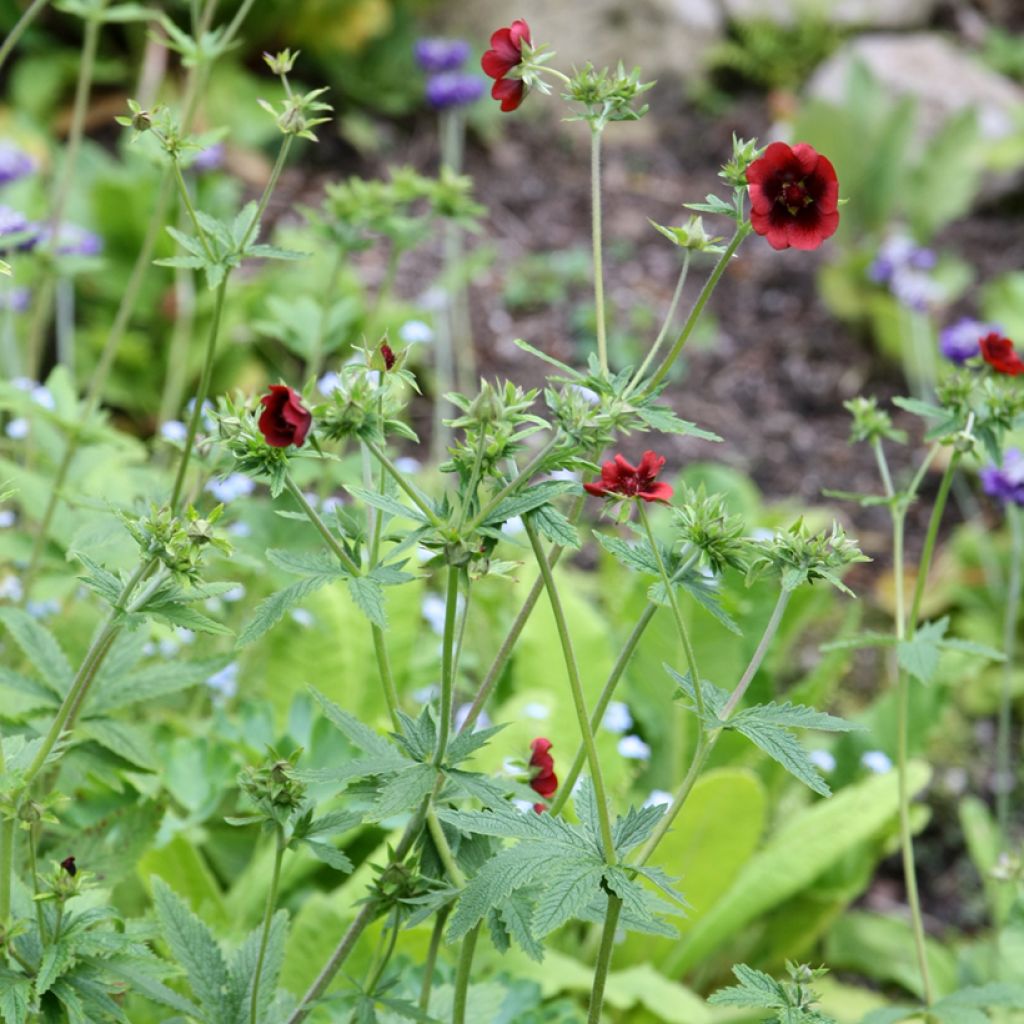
[[250, 826, 286, 1024]]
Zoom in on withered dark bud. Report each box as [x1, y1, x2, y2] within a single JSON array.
[[60, 856, 77, 877]]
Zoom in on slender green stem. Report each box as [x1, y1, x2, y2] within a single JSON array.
[[550, 603, 658, 816], [363, 906, 401, 1000], [637, 503, 705, 722], [418, 907, 450, 1012], [371, 626, 401, 729], [309, 248, 344, 381], [464, 437, 559, 535], [636, 587, 791, 865], [590, 127, 608, 374], [641, 225, 750, 396], [457, 496, 586, 734], [284, 474, 361, 576], [433, 565, 461, 766], [284, 798, 429, 1024], [997, 505, 1022, 835], [24, 5, 104, 377], [587, 893, 622, 1024], [525, 520, 616, 861], [0, 735, 12, 925], [168, 276, 229, 510], [426, 807, 466, 888], [908, 451, 961, 631], [171, 157, 216, 261], [0, 0, 51, 72], [452, 924, 480, 1024], [364, 437, 445, 528], [22, 559, 156, 788], [627, 253, 690, 395], [240, 135, 294, 251], [27, 832, 45, 941], [250, 828, 286, 1024], [157, 229, 199, 425]]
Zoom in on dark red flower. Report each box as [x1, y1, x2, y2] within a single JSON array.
[[481, 20, 531, 112], [979, 332, 1024, 376], [380, 341, 396, 370], [60, 856, 77, 877], [528, 737, 557, 812], [746, 142, 840, 252], [583, 451, 674, 503], [258, 385, 312, 448]]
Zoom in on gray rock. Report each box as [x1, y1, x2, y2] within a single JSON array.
[[720, 0, 939, 28], [439, 0, 723, 80], [807, 33, 1024, 141]]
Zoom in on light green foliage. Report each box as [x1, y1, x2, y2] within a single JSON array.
[[709, 962, 836, 1024]]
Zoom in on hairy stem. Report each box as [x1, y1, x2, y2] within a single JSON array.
[[452, 924, 480, 1024], [587, 893, 622, 1024], [25, 2, 104, 377], [590, 126, 608, 374], [418, 907, 450, 1012], [641, 224, 750, 396], [364, 437, 445, 528], [433, 564, 462, 766], [627, 252, 690, 394], [636, 587, 791, 865], [250, 828, 286, 1024], [526, 520, 615, 861], [168, 276, 229, 511], [0, 0, 51, 72], [997, 505, 1022, 835]]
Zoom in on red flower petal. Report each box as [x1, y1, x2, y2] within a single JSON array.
[[639, 481, 674, 503], [980, 332, 1024, 375], [491, 76, 525, 112], [258, 385, 312, 447]]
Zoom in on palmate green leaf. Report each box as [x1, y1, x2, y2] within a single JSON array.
[[446, 843, 563, 942], [709, 963, 788, 1007], [633, 404, 722, 442], [87, 657, 229, 714], [36, 940, 75, 995], [301, 839, 354, 872], [531, 861, 605, 937], [528, 504, 580, 549], [898, 617, 1004, 686], [595, 533, 661, 575], [238, 574, 338, 646], [78, 718, 157, 769], [442, 769, 515, 808], [498, 891, 544, 962], [146, 601, 234, 637], [0, 607, 72, 695], [348, 576, 387, 628], [437, 806, 593, 853], [99, 960, 200, 1017], [0, 970, 31, 1024], [310, 688, 408, 764], [266, 548, 346, 577], [151, 877, 232, 1021], [730, 701, 859, 734], [611, 803, 665, 856], [484, 483, 579, 528], [602, 867, 684, 938], [75, 555, 124, 606], [730, 715, 835, 796], [368, 763, 437, 820], [667, 667, 729, 721], [445, 723, 506, 766], [346, 485, 430, 524], [0, 668, 58, 707], [228, 910, 288, 1024]]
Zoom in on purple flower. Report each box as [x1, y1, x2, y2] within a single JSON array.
[[0, 142, 35, 186], [0, 286, 29, 313], [939, 317, 998, 365], [192, 142, 225, 173], [425, 72, 485, 109], [868, 234, 942, 311], [44, 223, 103, 257], [981, 449, 1024, 507], [0, 205, 39, 252], [414, 38, 471, 73]]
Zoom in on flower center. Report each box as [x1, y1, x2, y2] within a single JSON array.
[[779, 180, 810, 214]]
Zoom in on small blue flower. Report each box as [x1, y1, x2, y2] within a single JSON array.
[[399, 319, 434, 344], [6, 418, 29, 439], [159, 419, 188, 443], [205, 473, 255, 503], [206, 661, 239, 699], [0, 286, 29, 313], [317, 371, 342, 396], [0, 205, 38, 252], [290, 608, 315, 628], [523, 702, 550, 720], [939, 317, 998, 365], [602, 701, 633, 734], [861, 750, 893, 774], [617, 735, 651, 761], [414, 38, 471, 73], [41, 222, 103, 257], [0, 509, 15, 528], [808, 749, 836, 773], [643, 789, 673, 809], [191, 142, 225, 173]]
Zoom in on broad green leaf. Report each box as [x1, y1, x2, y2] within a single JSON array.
[[529, 504, 580, 549], [151, 878, 232, 1019], [345, 484, 429, 524], [531, 862, 605, 937], [301, 839, 354, 872], [228, 910, 288, 1023], [266, 548, 346, 577], [310, 688, 408, 764], [348, 575, 387, 628], [238, 574, 337, 646], [367, 762, 436, 820], [483, 480, 578, 526], [665, 762, 931, 973], [0, 607, 72, 695], [708, 963, 787, 1007]]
